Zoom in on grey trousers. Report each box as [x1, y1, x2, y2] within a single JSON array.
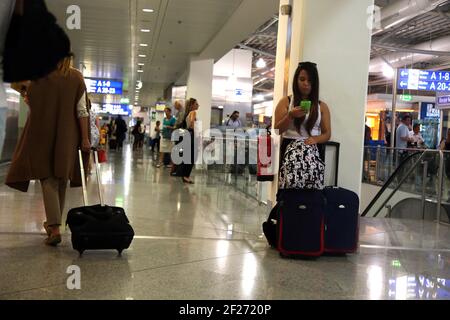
[[40, 177, 68, 226]]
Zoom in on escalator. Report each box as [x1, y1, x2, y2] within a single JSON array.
[[361, 150, 450, 224]]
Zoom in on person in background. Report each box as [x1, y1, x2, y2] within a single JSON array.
[[385, 117, 392, 146], [151, 120, 161, 153], [100, 123, 108, 147], [178, 98, 200, 184], [115, 115, 127, 151], [157, 108, 176, 168], [132, 120, 144, 151], [108, 118, 118, 150], [364, 117, 372, 145], [226, 111, 242, 128], [395, 114, 413, 165], [86, 98, 100, 175], [171, 100, 185, 175], [440, 129, 450, 182], [140, 122, 146, 149], [5, 51, 91, 247], [174, 100, 186, 129], [409, 123, 425, 149]]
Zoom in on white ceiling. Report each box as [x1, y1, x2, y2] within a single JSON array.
[[47, 0, 132, 91], [46, 0, 245, 106]]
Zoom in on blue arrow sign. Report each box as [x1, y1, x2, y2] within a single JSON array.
[[85, 78, 123, 95], [398, 69, 450, 92]]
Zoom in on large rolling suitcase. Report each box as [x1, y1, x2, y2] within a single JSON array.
[[66, 149, 134, 256], [262, 203, 279, 248], [276, 190, 326, 258], [323, 187, 359, 254]]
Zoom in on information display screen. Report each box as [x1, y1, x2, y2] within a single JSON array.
[[86, 78, 123, 95]]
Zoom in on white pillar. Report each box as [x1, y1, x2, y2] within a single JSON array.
[[186, 59, 214, 132], [271, 0, 373, 198], [300, 0, 373, 195]]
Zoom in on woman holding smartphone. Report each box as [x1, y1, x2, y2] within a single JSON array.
[[274, 62, 331, 191]]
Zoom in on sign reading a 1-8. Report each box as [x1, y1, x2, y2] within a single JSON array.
[[85, 78, 123, 95], [398, 69, 450, 92]]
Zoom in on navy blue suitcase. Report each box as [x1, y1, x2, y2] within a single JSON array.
[[323, 187, 359, 254], [276, 190, 326, 258]]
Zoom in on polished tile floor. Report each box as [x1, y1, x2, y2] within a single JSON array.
[[0, 146, 449, 300]]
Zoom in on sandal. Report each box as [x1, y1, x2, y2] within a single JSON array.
[[45, 233, 62, 247], [43, 222, 51, 237]]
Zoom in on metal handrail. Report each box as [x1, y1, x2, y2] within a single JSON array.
[[371, 151, 431, 218], [362, 148, 448, 225], [437, 150, 444, 223], [364, 145, 450, 155], [361, 151, 422, 216]]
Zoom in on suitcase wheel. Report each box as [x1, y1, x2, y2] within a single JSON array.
[[117, 249, 123, 256], [78, 249, 85, 256]]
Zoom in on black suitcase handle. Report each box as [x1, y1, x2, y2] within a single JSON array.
[[78, 148, 105, 207]]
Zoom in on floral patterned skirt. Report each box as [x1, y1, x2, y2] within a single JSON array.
[[279, 139, 325, 190]]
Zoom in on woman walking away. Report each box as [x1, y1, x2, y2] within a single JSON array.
[[274, 61, 331, 193], [5, 51, 91, 247], [179, 98, 199, 184]]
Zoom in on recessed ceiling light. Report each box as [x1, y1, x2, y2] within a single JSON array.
[[139, 54, 147, 58], [138, 63, 145, 66], [141, 29, 151, 33], [143, 9, 154, 13], [137, 70, 144, 73], [139, 44, 148, 47]]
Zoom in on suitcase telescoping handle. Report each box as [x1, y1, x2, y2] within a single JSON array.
[[78, 148, 105, 207]]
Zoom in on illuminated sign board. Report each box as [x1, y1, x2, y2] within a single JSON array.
[[437, 91, 450, 109], [388, 275, 450, 300], [86, 78, 123, 95], [398, 69, 450, 92], [400, 94, 412, 102], [91, 103, 132, 116], [420, 102, 439, 119]]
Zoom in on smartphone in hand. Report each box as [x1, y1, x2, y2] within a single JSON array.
[[300, 100, 312, 113]]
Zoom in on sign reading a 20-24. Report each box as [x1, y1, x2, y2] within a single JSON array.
[[398, 69, 450, 92], [85, 78, 123, 95]]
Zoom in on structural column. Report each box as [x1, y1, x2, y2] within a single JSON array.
[[186, 59, 214, 133], [271, 0, 374, 199]]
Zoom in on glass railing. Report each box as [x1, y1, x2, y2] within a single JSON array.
[[202, 136, 340, 205], [362, 146, 450, 225], [203, 135, 264, 203]]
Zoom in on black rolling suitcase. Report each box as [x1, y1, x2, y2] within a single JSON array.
[[323, 187, 359, 254], [66, 149, 134, 256], [262, 203, 279, 248], [276, 190, 326, 258]]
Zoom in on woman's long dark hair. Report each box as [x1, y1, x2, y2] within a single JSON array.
[[293, 62, 320, 135], [185, 98, 198, 117]]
